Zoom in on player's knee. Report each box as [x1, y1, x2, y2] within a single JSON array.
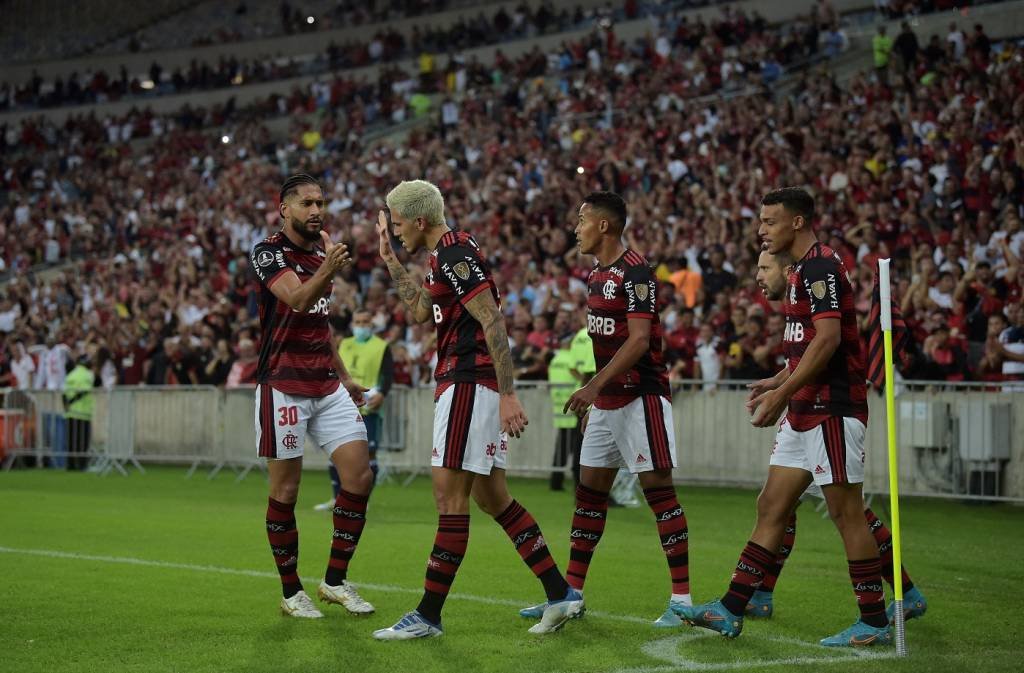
[[755, 491, 789, 526], [348, 467, 374, 496], [825, 499, 863, 529], [271, 481, 300, 504], [433, 490, 469, 514]]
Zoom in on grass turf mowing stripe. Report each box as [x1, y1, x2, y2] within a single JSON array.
[[0, 545, 648, 624]]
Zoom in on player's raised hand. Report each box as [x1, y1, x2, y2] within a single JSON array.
[[377, 210, 396, 262], [563, 383, 597, 416], [500, 393, 529, 439]]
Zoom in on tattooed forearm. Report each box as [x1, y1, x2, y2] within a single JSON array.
[[385, 259, 432, 323], [465, 294, 515, 394]]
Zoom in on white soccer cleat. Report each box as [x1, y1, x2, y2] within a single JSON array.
[[528, 588, 585, 634], [313, 499, 334, 511], [280, 590, 324, 618], [317, 580, 375, 615], [372, 611, 443, 640]]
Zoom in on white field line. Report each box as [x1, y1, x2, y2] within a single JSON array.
[[0, 546, 898, 671]]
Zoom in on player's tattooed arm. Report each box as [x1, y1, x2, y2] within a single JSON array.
[[376, 210, 433, 323], [384, 259, 434, 324], [463, 290, 515, 394]]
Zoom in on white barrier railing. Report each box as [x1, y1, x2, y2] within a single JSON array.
[[2, 381, 1022, 501]]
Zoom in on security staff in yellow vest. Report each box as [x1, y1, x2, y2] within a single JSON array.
[[548, 328, 597, 490], [63, 354, 95, 471], [317, 310, 394, 509]]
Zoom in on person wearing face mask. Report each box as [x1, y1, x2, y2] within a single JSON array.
[[315, 309, 394, 510]]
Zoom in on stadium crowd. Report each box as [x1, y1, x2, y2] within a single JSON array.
[[1, 2, 1023, 391]]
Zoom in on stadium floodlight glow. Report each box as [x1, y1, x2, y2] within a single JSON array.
[[140, 80, 155, 90], [221, 135, 231, 144], [307, 15, 315, 24], [576, 166, 585, 174]]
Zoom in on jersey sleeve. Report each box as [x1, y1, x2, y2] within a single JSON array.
[[624, 263, 657, 319], [800, 256, 842, 321], [437, 245, 490, 303], [250, 242, 290, 287]]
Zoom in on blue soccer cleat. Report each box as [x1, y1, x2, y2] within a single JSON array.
[[519, 589, 584, 620], [820, 620, 893, 647], [887, 586, 927, 623], [744, 590, 774, 619], [527, 587, 585, 634], [672, 599, 743, 638], [372, 610, 443, 640], [653, 598, 691, 628]]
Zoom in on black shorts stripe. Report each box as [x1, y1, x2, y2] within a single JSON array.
[[642, 395, 673, 470], [258, 385, 278, 458], [444, 383, 476, 469], [821, 417, 847, 483]]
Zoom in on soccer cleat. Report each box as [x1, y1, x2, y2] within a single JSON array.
[[887, 586, 927, 623], [313, 499, 334, 511], [528, 588, 585, 634], [519, 590, 584, 620], [317, 580, 375, 615], [653, 597, 691, 628], [820, 620, 893, 647], [280, 590, 324, 618], [744, 590, 774, 619], [372, 610, 443, 640], [672, 600, 743, 638]]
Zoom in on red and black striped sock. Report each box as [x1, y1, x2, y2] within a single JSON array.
[[324, 489, 369, 586], [848, 557, 888, 627], [495, 500, 569, 601], [643, 486, 690, 596], [761, 512, 798, 593], [416, 514, 470, 625], [864, 508, 914, 591], [566, 484, 609, 590], [266, 497, 302, 599], [720, 541, 775, 616]]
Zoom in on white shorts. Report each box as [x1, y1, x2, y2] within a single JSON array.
[[431, 383, 507, 476], [580, 395, 677, 474], [255, 384, 368, 460], [770, 416, 866, 486]]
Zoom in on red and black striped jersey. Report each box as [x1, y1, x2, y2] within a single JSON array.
[[586, 249, 670, 409], [426, 230, 499, 399], [783, 242, 868, 431], [250, 232, 339, 397]]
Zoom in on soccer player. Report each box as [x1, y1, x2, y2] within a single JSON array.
[[743, 248, 927, 622], [250, 174, 376, 619], [675, 187, 891, 646], [371, 179, 582, 640], [522, 191, 692, 627]]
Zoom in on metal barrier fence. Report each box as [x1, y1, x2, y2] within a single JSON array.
[[2, 381, 1021, 501]]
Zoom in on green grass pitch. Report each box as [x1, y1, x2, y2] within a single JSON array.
[[1, 467, 1020, 673]]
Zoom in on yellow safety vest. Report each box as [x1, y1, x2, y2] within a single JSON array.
[[338, 336, 388, 416], [63, 364, 95, 421], [548, 348, 579, 429]]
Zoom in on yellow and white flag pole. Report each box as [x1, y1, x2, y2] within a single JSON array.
[[879, 258, 907, 656]]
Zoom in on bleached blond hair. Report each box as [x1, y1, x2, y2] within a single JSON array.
[[385, 180, 446, 228]]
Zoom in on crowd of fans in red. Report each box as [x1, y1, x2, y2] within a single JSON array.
[[1, 1, 1023, 392]]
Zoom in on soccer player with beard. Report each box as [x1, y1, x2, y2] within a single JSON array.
[[740, 247, 927, 622], [521, 191, 692, 627], [372, 179, 582, 640], [250, 174, 376, 619], [676, 187, 891, 647]]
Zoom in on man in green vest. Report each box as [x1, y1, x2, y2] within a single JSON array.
[[873, 25, 893, 86], [63, 354, 95, 471], [548, 327, 597, 490], [316, 309, 394, 509]]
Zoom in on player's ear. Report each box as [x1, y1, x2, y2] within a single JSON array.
[[279, 199, 288, 220], [599, 218, 609, 234]]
